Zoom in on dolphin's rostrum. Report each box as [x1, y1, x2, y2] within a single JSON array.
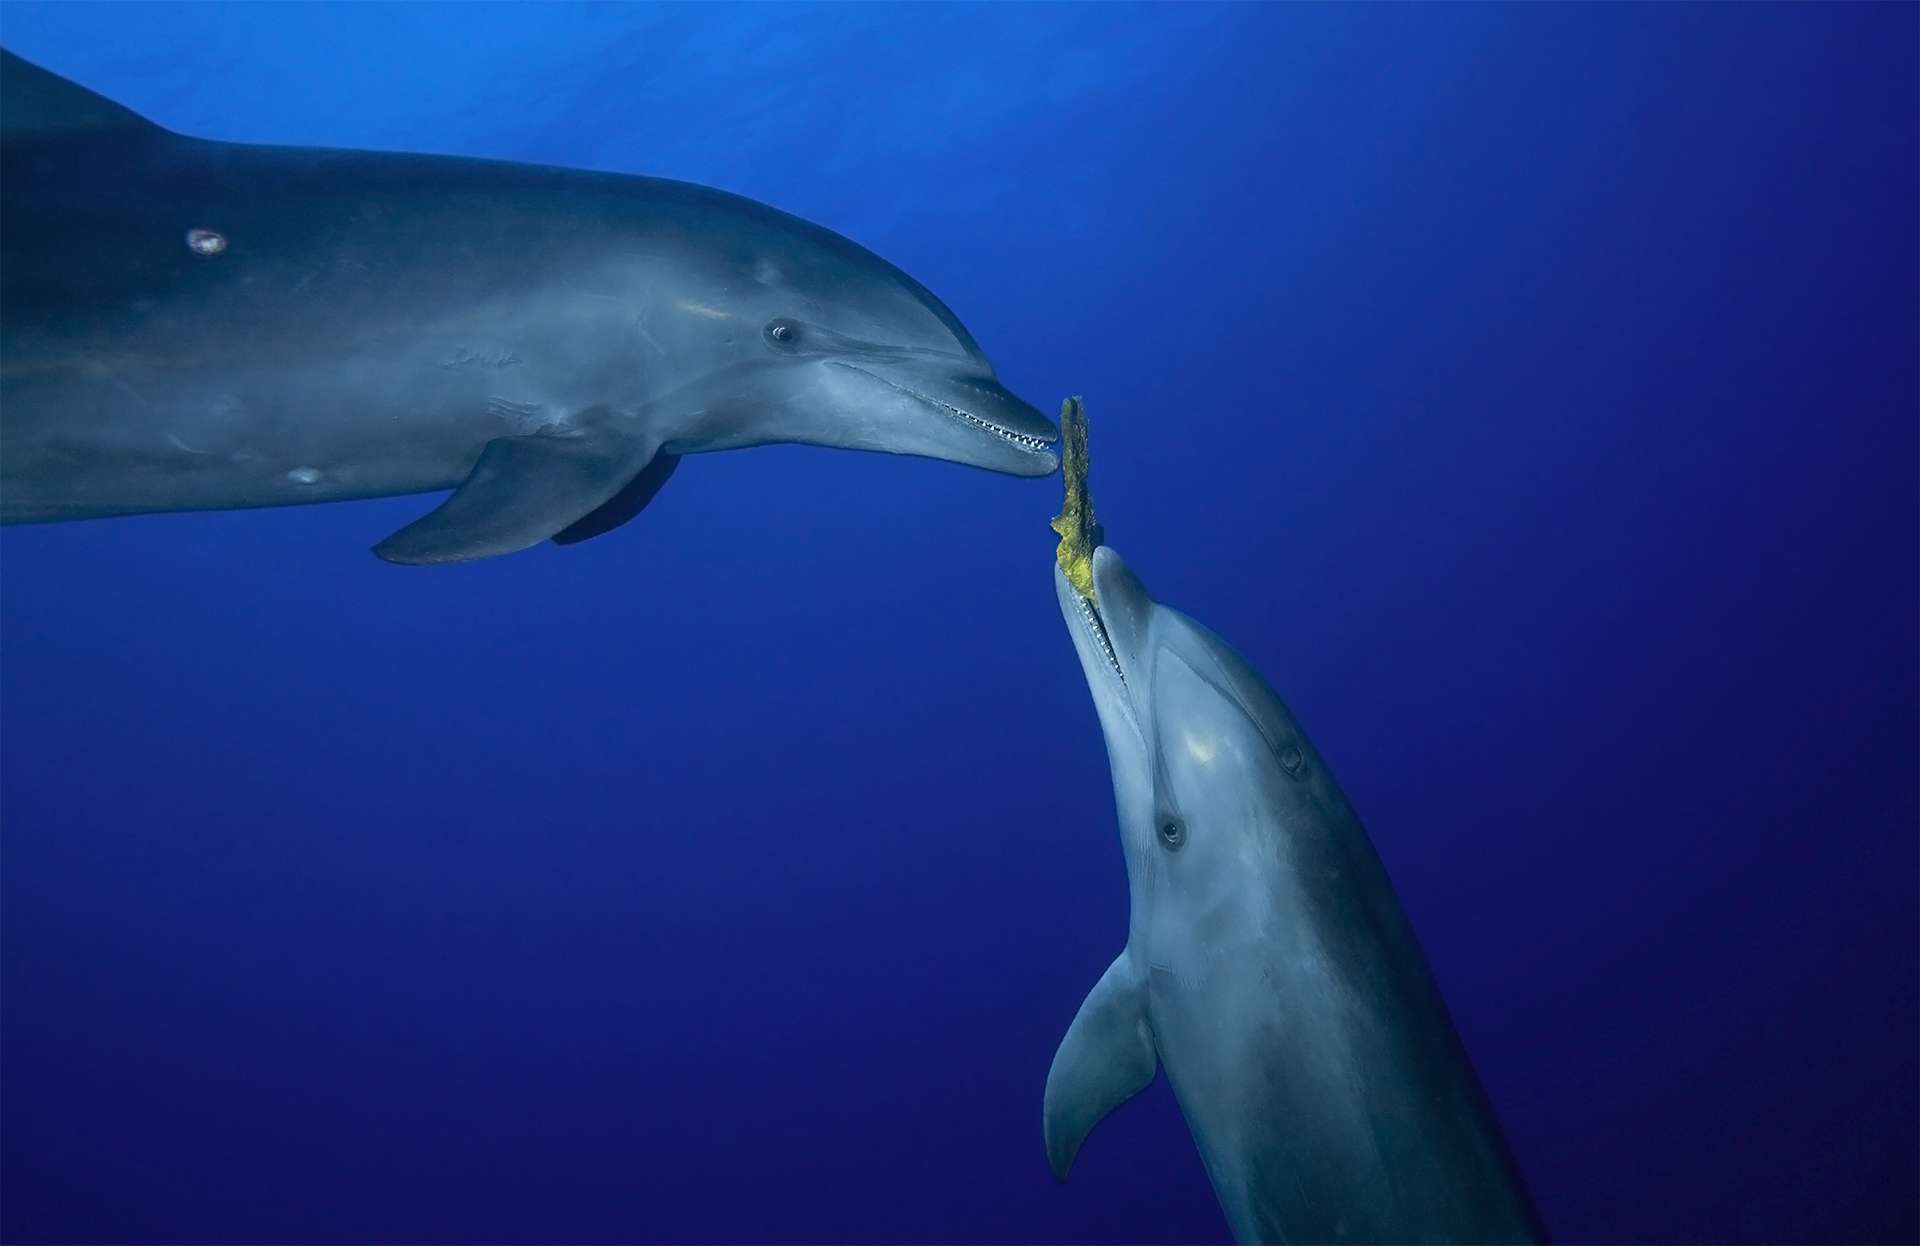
[[1045, 415, 1540, 1243], [0, 50, 1058, 563]]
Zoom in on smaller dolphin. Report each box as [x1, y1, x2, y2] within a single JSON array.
[[1043, 409, 1540, 1244], [0, 50, 1057, 563]]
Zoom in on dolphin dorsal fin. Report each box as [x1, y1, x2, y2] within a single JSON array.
[[1043, 952, 1157, 1181], [2, 49, 161, 144]]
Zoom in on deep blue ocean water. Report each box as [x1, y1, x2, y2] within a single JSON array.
[[1, 4, 1914, 1243]]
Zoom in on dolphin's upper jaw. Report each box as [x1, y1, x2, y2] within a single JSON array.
[[1054, 562, 1142, 740], [1079, 545, 1164, 721], [907, 376, 1055, 455], [831, 361, 1060, 471], [1073, 583, 1127, 689]]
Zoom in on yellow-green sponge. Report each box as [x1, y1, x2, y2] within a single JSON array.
[[1049, 396, 1103, 599]]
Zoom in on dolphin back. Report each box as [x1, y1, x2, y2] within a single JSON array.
[[1, 49, 161, 144]]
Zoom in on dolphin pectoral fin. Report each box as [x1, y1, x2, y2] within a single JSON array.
[[1044, 952, 1156, 1181], [551, 450, 680, 546], [373, 431, 659, 565]]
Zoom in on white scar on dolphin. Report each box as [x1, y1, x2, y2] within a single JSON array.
[[0, 50, 1058, 564], [1044, 399, 1542, 1244]]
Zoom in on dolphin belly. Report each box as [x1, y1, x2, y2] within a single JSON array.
[[0, 348, 484, 521]]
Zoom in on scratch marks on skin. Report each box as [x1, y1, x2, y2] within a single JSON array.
[[286, 466, 322, 485], [165, 433, 216, 457], [99, 372, 153, 412], [633, 310, 666, 359], [439, 346, 522, 370], [486, 395, 561, 435], [673, 298, 732, 321]]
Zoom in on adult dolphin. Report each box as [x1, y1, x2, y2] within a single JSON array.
[[1042, 409, 1539, 1243], [1046, 546, 1544, 1244], [0, 50, 1057, 563]]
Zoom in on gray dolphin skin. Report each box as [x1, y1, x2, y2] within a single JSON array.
[[1047, 546, 1542, 1245], [0, 51, 1057, 563]]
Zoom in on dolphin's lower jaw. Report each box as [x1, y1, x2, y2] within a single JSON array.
[[831, 362, 1059, 474]]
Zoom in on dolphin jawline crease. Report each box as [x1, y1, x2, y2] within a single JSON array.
[[0, 49, 1058, 563], [1046, 544, 1545, 1245]]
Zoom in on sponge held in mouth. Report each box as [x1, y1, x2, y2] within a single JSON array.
[[1049, 396, 1102, 600]]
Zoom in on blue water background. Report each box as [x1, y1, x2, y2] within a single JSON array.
[[1, 4, 1914, 1242]]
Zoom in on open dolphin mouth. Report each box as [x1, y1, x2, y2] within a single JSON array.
[[1073, 585, 1126, 686], [835, 363, 1057, 455], [942, 399, 1054, 453]]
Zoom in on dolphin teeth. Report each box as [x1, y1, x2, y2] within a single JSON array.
[[940, 401, 1052, 451], [1077, 592, 1124, 684], [837, 362, 1054, 453]]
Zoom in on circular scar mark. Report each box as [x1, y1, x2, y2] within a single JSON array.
[[186, 228, 228, 256], [286, 466, 322, 485]]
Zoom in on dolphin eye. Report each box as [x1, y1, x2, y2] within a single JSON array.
[[765, 319, 800, 349], [1159, 819, 1185, 850]]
